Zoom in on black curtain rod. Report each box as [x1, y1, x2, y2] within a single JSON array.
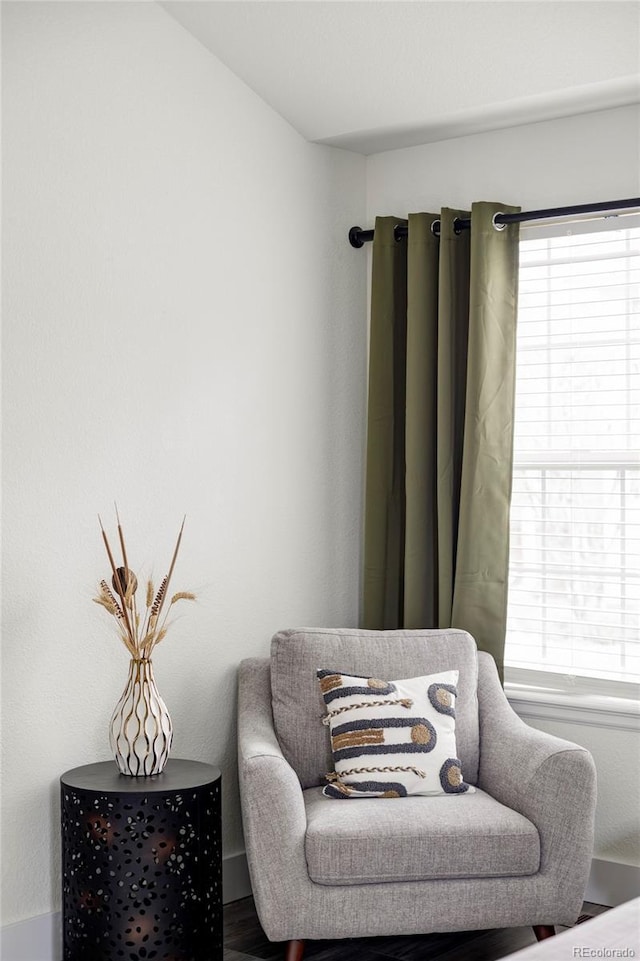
[[348, 198, 640, 248]]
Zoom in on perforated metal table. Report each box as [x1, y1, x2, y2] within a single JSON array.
[[61, 759, 222, 961]]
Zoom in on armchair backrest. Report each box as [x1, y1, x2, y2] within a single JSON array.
[[270, 627, 480, 789]]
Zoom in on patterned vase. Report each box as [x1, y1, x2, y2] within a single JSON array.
[[109, 658, 173, 776]]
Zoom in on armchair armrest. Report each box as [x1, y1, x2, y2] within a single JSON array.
[[477, 652, 596, 897], [237, 658, 312, 941]]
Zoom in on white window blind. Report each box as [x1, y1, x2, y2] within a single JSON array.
[[505, 218, 640, 687]]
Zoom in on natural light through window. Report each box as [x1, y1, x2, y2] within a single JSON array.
[[505, 218, 640, 687]]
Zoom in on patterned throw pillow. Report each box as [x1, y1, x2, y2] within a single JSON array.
[[317, 668, 474, 799]]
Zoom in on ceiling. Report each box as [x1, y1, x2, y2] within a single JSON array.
[[161, 1, 640, 155]]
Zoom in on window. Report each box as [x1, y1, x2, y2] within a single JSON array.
[[505, 216, 640, 692]]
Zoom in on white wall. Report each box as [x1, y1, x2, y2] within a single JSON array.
[[366, 104, 639, 215], [3, 1, 638, 942], [366, 105, 640, 872], [1, 0, 366, 928]]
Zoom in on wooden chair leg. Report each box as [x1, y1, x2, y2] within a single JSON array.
[[533, 925, 556, 941], [285, 939, 305, 961]]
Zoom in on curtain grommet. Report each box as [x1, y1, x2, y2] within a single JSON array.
[[453, 217, 463, 235], [431, 220, 441, 237], [492, 212, 507, 231]]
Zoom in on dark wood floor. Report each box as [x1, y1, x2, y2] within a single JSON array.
[[224, 897, 609, 961]]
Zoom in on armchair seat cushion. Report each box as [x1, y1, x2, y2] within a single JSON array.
[[304, 786, 540, 885]]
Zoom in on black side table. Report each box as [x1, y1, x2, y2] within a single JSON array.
[[61, 759, 222, 961]]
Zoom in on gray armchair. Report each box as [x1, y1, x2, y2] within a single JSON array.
[[238, 628, 596, 961]]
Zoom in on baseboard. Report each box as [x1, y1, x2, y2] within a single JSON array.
[[585, 857, 640, 908], [2, 854, 637, 960], [222, 850, 253, 903], [0, 911, 61, 961], [0, 853, 253, 961]]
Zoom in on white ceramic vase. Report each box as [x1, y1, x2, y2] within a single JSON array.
[[109, 658, 173, 776]]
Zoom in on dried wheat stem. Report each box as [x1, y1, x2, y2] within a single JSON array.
[[153, 517, 185, 624], [171, 591, 196, 604], [114, 504, 138, 648], [118, 630, 137, 658], [99, 516, 120, 586], [93, 595, 117, 616], [152, 627, 168, 648], [98, 516, 134, 644], [134, 607, 141, 655], [147, 626, 168, 658], [114, 502, 130, 572], [140, 576, 167, 658], [137, 578, 155, 644], [157, 590, 196, 639], [166, 516, 185, 585]]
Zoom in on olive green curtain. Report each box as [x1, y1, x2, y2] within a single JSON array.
[[363, 201, 520, 678]]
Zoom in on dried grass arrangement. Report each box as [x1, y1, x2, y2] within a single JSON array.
[[94, 507, 195, 660]]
